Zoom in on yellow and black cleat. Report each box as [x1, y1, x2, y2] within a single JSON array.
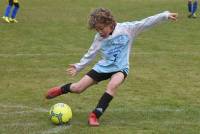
[[9, 18, 18, 23], [2, 16, 10, 23]]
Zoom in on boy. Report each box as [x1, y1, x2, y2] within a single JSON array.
[[45, 8, 178, 126], [188, 0, 198, 18], [2, 0, 20, 23]]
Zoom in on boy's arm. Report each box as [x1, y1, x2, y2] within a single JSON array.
[[128, 11, 175, 36], [74, 36, 101, 72]]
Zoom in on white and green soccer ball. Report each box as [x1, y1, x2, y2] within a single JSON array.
[[49, 103, 72, 125]]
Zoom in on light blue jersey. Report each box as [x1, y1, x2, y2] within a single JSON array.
[[93, 34, 130, 74], [75, 11, 170, 74]]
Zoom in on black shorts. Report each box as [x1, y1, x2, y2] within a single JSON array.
[[9, 0, 19, 6], [86, 69, 127, 82]]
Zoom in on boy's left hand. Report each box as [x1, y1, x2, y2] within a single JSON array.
[[168, 13, 178, 21]]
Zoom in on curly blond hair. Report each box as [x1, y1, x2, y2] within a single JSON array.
[[88, 8, 116, 29]]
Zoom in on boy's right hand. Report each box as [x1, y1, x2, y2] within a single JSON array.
[[66, 64, 78, 76]]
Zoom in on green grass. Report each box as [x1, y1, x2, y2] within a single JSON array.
[[0, 0, 200, 133]]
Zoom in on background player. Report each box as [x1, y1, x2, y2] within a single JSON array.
[[2, 0, 20, 23], [188, 0, 198, 18]]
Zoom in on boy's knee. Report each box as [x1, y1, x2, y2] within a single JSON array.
[[106, 88, 117, 96], [8, 0, 13, 6], [14, 3, 19, 8], [107, 82, 120, 90], [70, 83, 84, 93]]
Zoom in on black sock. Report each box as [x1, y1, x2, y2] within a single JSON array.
[[60, 83, 72, 94], [93, 92, 113, 118]]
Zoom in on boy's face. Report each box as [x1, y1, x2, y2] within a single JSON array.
[[95, 23, 113, 38]]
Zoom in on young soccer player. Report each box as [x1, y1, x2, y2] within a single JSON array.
[[188, 0, 198, 18], [45, 8, 178, 126], [2, 0, 20, 23]]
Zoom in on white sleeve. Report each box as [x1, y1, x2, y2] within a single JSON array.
[[126, 11, 170, 36], [74, 35, 101, 72]]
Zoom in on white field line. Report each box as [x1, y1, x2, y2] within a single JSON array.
[[3, 122, 37, 127], [0, 52, 199, 57], [1, 122, 72, 134], [33, 125, 71, 134], [0, 103, 184, 116], [0, 103, 48, 115]]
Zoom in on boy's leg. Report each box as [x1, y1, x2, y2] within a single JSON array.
[[45, 75, 96, 99], [188, 0, 192, 12], [89, 72, 125, 126], [192, 0, 198, 17], [4, 0, 13, 17], [188, 0, 193, 17], [105, 72, 125, 96], [2, 0, 13, 23], [68, 75, 96, 93], [10, 2, 19, 22]]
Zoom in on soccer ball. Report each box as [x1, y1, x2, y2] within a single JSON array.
[[49, 103, 72, 125]]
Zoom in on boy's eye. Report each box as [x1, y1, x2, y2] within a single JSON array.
[[96, 26, 105, 31], [96, 28, 103, 31]]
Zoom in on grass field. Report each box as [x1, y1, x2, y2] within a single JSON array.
[[0, 0, 200, 133]]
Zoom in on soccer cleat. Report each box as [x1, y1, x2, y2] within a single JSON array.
[[45, 86, 63, 99], [9, 18, 18, 23], [88, 112, 99, 126], [188, 13, 197, 18], [191, 13, 197, 18], [2, 16, 10, 23]]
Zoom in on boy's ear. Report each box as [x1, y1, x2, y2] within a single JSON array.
[[112, 23, 116, 29]]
